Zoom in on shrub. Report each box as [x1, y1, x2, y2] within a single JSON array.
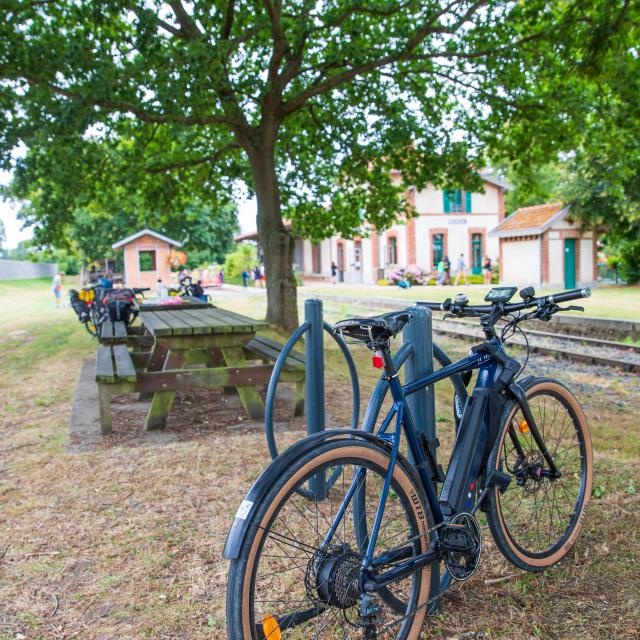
[[223, 243, 257, 283], [387, 264, 427, 286]]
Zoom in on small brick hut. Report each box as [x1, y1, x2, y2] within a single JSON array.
[[489, 204, 597, 289], [112, 229, 182, 289]]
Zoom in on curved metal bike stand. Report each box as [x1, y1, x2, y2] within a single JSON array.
[[264, 304, 361, 500]]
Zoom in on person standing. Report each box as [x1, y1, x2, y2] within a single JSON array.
[[253, 265, 261, 288], [51, 271, 64, 308], [241, 269, 249, 290], [483, 255, 493, 285], [330, 261, 338, 285], [436, 259, 445, 285], [443, 255, 451, 285], [454, 253, 467, 286], [259, 264, 266, 288]]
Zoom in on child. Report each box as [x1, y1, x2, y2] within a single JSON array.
[[241, 269, 249, 289], [51, 271, 64, 308]]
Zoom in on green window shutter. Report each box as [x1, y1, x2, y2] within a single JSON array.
[[465, 191, 472, 213], [443, 190, 451, 213]]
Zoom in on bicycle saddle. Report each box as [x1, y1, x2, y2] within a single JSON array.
[[334, 310, 412, 345]]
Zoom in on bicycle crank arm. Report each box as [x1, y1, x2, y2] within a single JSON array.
[[362, 548, 440, 592], [257, 604, 328, 637]]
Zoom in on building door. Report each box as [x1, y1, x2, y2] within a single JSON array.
[[564, 238, 576, 289], [432, 233, 444, 267], [337, 243, 345, 282], [352, 240, 363, 283], [471, 234, 483, 275]]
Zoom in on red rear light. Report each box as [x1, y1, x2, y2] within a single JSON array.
[[372, 354, 384, 368]]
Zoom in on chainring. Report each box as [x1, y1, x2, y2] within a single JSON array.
[[443, 512, 482, 582]]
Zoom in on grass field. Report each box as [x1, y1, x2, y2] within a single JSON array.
[[0, 278, 638, 639]]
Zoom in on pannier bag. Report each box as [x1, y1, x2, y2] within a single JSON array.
[[104, 289, 135, 324], [78, 288, 95, 303], [69, 289, 90, 323]]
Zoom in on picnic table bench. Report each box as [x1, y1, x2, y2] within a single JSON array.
[[99, 319, 128, 344], [94, 306, 305, 434]]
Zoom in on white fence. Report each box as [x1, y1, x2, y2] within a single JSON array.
[[0, 259, 58, 280]]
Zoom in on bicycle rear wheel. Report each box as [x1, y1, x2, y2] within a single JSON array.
[[226, 438, 436, 639], [486, 377, 593, 571]]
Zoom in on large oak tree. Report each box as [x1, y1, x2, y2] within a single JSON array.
[[0, 1, 632, 328]]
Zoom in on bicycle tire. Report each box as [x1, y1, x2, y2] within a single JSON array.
[[83, 320, 97, 337], [485, 377, 593, 571], [226, 438, 436, 639]]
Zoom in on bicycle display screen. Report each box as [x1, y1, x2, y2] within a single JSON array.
[[484, 286, 518, 303]]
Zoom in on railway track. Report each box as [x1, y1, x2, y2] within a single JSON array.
[[431, 318, 640, 373], [308, 294, 640, 374]]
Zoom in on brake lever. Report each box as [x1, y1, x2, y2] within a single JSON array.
[[557, 305, 584, 312]]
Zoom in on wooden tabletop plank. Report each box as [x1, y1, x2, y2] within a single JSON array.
[[178, 309, 216, 333], [139, 311, 173, 336], [113, 345, 137, 382], [201, 307, 266, 332], [156, 310, 195, 335], [180, 308, 233, 334]]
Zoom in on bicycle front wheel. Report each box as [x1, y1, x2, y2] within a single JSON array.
[[226, 438, 436, 639], [486, 377, 593, 571]]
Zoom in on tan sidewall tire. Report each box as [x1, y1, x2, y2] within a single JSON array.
[[488, 380, 593, 570], [238, 444, 433, 640]]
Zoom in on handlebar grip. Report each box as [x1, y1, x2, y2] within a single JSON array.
[[545, 288, 591, 304], [417, 301, 448, 312]]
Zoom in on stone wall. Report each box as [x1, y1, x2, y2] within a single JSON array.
[[0, 259, 58, 280]]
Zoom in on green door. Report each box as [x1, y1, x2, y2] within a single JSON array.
[[432, 233, 444, 267], [471, 233, 482, 275], [564, 238, 576, 289]]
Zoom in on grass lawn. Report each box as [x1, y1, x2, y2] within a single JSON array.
[[0, 278, 638, 639], [301, 282, 640, 322]]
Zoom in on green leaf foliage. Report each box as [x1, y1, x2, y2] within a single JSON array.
[[0, 0, 636, 324]]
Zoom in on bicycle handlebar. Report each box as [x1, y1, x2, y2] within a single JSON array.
[[418, 287, 591, 317]]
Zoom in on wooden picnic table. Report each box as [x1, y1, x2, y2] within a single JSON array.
[[138, 306, 270, 429], [95, 307, 306, 434]]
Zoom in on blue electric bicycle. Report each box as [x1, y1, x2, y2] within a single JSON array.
[[225, 286, 593, 639]]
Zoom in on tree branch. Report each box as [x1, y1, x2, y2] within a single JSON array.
[[220, 0, 236, 39], [280, 1, 489, 116], [3, 69, 240, 128], [168, 1, 202, 40], [145, 143, 240, 173]]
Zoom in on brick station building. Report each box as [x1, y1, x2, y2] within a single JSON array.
[[112, 229, 182, 289], [237, 172, 510, 283], [489, 203, 597, 289]]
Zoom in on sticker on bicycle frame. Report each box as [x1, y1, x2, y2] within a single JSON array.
[[235, 500, 253, 520]]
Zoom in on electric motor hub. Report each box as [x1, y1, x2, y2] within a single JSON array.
[[306, 544, 361, 609]]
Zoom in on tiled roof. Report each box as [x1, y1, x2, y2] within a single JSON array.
[[490, 203, 568, 238], [112, 228, 182, 249]]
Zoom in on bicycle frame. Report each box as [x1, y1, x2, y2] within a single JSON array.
[[321, 337, 551, 594]]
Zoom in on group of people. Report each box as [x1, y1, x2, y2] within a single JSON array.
[[241, 265, 266, 289], [435, 253, 493, 286]]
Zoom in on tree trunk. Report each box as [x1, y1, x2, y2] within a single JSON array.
[[248, 144, 299, 331]]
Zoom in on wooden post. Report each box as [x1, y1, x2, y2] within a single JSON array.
[[220, 346, 265, 419]]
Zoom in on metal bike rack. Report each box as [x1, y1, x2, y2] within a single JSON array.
[[264, 299, 360, 500], [359, 305, 450, 609]]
